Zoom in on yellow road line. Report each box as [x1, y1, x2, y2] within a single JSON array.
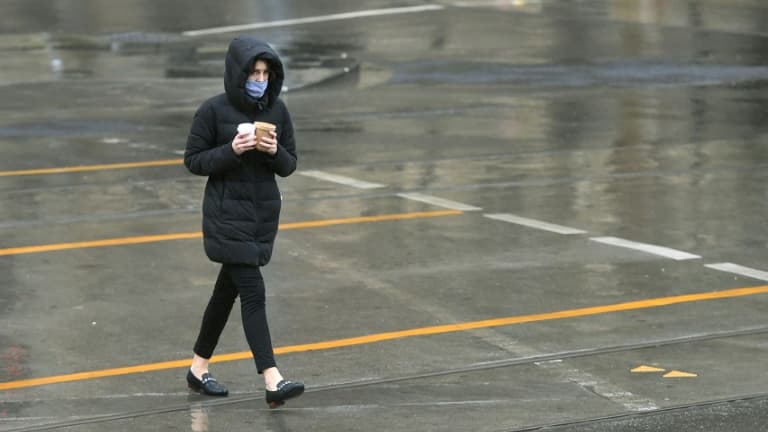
[[2, 284, 767, 391], [0, 232, 202, 256], [0, 159, 183, 177], [279, 210, 462, 229], [0, 210, 462, 256]]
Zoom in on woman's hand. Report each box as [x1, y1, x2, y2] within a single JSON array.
[[231, 132, 257, 155], [256, 131, 278, 156]]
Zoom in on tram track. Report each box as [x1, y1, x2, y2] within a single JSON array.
[[6, 324, 768, 432], [503, 393, 768, 431]]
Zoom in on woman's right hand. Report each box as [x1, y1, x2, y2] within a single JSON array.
[[231, 132, 256, 155]]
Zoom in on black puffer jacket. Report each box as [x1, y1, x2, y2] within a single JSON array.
[[185, 37, 297, 266]]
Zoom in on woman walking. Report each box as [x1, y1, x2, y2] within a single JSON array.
[[183, 36, 303, 408]]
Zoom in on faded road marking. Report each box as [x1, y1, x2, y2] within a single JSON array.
[[183, 5, 444, 37], [484, 213, 586, 235], [590, 236, 701, 260], [705, 262, 768, 282], [397, 192, 482, 211], [298, 170, 386, 189]]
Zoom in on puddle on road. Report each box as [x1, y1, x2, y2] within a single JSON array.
[[390, 60, 768, 87], [0, 30, 360, 92]]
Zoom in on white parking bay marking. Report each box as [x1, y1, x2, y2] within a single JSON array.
[[590, 237, 701, 260], [183, 5, 444, 36], [397, 193, 482, 211], [298, 170, 386, 189], [484, 214, 586, 235], [705, 263, 768, 282]]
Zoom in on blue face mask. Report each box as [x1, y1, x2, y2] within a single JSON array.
[[245, 80, 268, 99]]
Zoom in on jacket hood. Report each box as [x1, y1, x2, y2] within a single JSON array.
[[224, 36, 285, 112]]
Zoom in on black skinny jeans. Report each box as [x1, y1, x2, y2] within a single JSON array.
[[193, 264, 276, 373]]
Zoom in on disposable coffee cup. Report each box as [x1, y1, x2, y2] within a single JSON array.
[[237, 122, 255, 136], [253, 121, 276, 140]]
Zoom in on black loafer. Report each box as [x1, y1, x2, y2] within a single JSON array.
[[265, 380, 304, 408], [187, 370, 229, 396]]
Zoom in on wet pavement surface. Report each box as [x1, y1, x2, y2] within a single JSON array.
[[1, 0, 768, 431]]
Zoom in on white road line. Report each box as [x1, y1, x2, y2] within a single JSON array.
[[298, 170, 386, 189], [182, 5, 444, 37], [484, 214, 587, 235], [589, 237, 701, 261], [397, 193, 482, 211], [704, 262, 768, 282], [536, 361, 658, 412]]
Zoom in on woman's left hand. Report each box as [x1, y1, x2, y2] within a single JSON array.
[[257, 131, 278, 155]]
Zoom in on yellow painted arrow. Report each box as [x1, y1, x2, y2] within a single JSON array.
[[631, 365, 666, 373], [664, 370, 698, 378]]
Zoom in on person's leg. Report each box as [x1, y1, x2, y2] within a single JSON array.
[[228, 264, 304, 407], [227, 264, 285, 389], [190, 265, 238, 377]]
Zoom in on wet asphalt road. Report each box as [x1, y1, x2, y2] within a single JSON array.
[[1, 1, 768, 431]]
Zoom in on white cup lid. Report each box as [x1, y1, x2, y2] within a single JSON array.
[[237, 123, 255, 134]]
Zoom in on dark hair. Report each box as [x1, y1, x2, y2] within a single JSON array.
[[247, 57, 272, 73]]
